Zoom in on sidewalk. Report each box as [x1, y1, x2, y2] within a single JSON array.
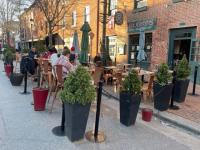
[[102, 83, 200, 137], [0, 60, 198, 150]]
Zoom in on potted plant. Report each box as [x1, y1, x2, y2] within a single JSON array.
[[154, 63, 173, 111], [173, 55, 191, 102], [60, 66, 96, 142], [10, 73, 24, 86], [120, 69, 142, 126], [3, 49, 14, 77]]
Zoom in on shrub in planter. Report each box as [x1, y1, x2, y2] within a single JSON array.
[[3, 49, 14, 77], [120, 69, 142, 126], [173, 55, 191, 102], [60, 66, 96, 142], [154, 63, 173, 111], [10, 73, 24, 86]]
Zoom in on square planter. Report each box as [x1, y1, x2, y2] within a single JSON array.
[[120, 92, 141, 126], [153, 82, 173, 111], [173, 79, 190, 103], [64, 102, 91, 142]]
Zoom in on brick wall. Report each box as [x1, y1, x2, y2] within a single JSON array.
[[127, 0, 200, 68]]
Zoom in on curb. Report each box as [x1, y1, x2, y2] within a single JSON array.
[[153, 112, 200, 137]]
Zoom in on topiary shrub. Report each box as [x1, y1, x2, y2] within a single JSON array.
[[155, 63, 172, 86], [3, 49, 14, 65], [121, 69, 141, 95], [60, 65, 96, 105], [175, 55, 191, 80]]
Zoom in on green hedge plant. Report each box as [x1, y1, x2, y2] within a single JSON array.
[[3, 48, 14, 64], [155, 63, 172, 86], [121, 69, 141, 95], [60, 66, 96, 105], [175, 55, 191, 80]]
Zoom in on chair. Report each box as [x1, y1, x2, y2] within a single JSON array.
[[92, 66, 103, 86], [141, 74, 154, 102], [49, 65, 64, 113], [40, 59, 52, 88], [14, 52, 21, 72], [103, 69, 113, 85]]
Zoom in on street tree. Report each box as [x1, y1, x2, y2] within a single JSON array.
[[0, 0, 21, 47], [23, 0, 76, 47]]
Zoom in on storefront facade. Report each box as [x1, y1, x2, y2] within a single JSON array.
[[127, 0, 200, 82]]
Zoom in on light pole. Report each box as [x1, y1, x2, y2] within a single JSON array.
[[30, 19, 34, 48]]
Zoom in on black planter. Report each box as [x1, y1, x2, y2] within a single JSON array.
[[153, 82, 173, 111], [10, 73, 24, 86], [64, 102, 91, 142], [120, 92, 141, 126], [173, 79, 190, 103]]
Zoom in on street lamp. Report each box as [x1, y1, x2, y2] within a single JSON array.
[[30, 18, 34, 48]]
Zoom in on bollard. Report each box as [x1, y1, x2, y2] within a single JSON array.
[[192, 66, 198, 95], [52, 103, 65, 136], [85, 80, 106, 143], [20, 69, 30, 95], [169, 71, 179, 110]]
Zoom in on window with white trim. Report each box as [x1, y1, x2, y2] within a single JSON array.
[[84, 6, 90, 23], [108, 0, 117, 29], [72, 11, 76, 27], [134, 0, 147, 9]]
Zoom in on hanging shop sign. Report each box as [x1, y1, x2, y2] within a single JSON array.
[[114, 11, 124, 25], [128, 18, 157, 33]]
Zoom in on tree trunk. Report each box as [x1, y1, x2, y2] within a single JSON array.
[[48, 23, 53, 47]]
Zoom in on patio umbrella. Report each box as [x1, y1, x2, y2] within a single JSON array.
[[72, 31, 80, 54], [137, 31, 146, 62], [80, 22, 91, 63]]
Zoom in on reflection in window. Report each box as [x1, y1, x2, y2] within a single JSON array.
[[134, 0, 147, 9]]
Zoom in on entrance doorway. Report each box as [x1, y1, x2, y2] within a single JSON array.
[[168, 27, 196, 69], [173, 39, 191, 66]]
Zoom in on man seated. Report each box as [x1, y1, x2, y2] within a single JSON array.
[[55, 48, 74, 79], [94, 53, 102, 63]]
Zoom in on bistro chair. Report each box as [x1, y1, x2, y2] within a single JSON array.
[[14, 52, 21, 72], [141, 74, 155, 102], [49, 65, 64, 113], [92, 66, 104, 86], [39, 59, 52, 88]]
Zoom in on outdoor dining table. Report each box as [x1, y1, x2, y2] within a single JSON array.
[[104, 66, 117, 70], [122, 69, 154, 77]]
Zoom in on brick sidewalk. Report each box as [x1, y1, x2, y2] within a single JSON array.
[[167, 83, 200, 124], [103, 82, 200, 124]]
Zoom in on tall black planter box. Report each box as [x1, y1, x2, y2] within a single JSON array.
[[173, 79, 190, 103], [64, 102, 91, 142], [10, 73, 24, 86], [153, 83, 173, 111], [120, 92, 141, 126]]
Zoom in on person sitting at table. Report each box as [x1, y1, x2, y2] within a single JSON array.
[[55, 49, 75, 79], [93, 53, 102, 64], [62, 46, 70, 53], [42, 47, 57, 59], [28, 47, 39, 69]]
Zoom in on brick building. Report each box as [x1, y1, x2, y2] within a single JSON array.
[[127, 0, 200, 77]]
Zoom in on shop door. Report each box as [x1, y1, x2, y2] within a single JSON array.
[[168, 27, 196, 69]]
